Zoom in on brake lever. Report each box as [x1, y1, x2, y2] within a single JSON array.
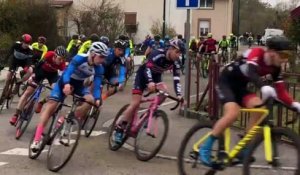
[[170, 99, 184, 111]]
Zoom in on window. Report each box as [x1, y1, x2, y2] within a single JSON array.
[[124, 12, 137, 25], [199, 20, 210, 37], [199, 0, 213, 8]]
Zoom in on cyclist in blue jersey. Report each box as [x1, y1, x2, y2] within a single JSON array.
[[144, 34, 165, 57], [113, 39, 185, 144], [30, 42, 108, 152]]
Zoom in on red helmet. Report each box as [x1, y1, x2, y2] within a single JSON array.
[[38, 36, 47, 44], [22, 34, 32, 44]]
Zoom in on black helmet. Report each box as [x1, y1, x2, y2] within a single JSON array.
[[169, 39, 185, 53], [72, 34, 79, 40], [55, 46, 68, 58], [100, 36, 110, 46], [118, 34, 128, 41], [89, 33, 100, 43], [154, 35, 161, 42], [114, 39, 127, 49], [266, 36, 292, 51]]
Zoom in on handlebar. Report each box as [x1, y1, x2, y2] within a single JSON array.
[[143, 90, 183, 111], [72, 94, 99, 108], [254, 97, 299, 125]]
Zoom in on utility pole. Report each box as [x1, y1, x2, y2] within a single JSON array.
[[184, 9, 190, 117], [162, 0, 167, 38]]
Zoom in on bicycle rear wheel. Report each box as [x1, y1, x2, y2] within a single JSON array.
[[243, 127, 300, 175], [15, 99, 36, 139], [134, 110, 168, 161], [47, 116, 81, 172], [177, 122, 221, 175], [82, 107, 100, 137], [108, 104, 130, 151]]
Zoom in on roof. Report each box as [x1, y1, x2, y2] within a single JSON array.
[[291, 6, 300, 19], [50, 0, 73, 8]]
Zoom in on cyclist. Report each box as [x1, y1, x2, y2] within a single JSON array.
[[78, 33, 100, 54], [199, 36, 300, 167], [101, 39, 127, 99], [9, 46, 67, 125], [248, 34, 254, 48], [228, 33, 237, 49], [164, 35, 170, 49], [218, 35, 229, 63], [30, 42, 108, 152], [144, 34, 164, 57], [112, 39, 185, 144], [66, 34, 80, 60], [31, 36, 48, 64], [199, 33, 217, 63], [0, 34, 34, 104], [100, 36, 110, 47]]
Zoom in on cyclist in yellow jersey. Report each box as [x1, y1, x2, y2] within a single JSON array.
[[31, 36, 48, 64], [66, 34, 79, 53], [78, 34, 100, 54]]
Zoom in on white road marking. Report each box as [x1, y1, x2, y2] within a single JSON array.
[[0, 148, 31, 156], [0, 162, 8, 166]]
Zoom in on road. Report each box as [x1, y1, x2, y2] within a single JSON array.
[[0, 46, 297, 175]]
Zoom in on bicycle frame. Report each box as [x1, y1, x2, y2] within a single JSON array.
[[192, 108, 270, 162], [129, 95, 161, 138]]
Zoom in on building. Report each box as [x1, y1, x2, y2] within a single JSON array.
[[50, 0, 233, 42], [191, 0, 233, 40], [291, 6, 300, 19]]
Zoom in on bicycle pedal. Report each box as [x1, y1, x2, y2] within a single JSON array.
[[59, 140, 70, 147], [189, 151, 199, 160]]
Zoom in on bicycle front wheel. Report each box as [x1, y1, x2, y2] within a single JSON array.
[[134, 110, 168, 161], [47, 116, 81, 172], [243, 127, 300, 175], [82, 107, 100, 137]]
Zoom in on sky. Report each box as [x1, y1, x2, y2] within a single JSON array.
[[260, 0, 291, 7]]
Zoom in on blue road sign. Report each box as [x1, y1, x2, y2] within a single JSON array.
[[177, 0, 199, 9]]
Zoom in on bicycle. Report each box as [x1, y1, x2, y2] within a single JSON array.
[[200, 53, 215, 78], [14, 83, 51, 140], [108, 87, 183, 161], [177, 97, 300, 175], [0, 69, 22, 111], [220, 48, 228, 65], [229, 46, 238, 62], [126, 56, 135, 80], [28, 94, 98, 172]]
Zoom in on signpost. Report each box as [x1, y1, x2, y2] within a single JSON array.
[[177, 0, 199, 117]]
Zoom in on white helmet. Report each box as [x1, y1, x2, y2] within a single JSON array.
[[89, 41, 109, 57]]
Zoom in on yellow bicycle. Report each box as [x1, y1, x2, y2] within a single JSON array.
[[177, 98, 300, 175]]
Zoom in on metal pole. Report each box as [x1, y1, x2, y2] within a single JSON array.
[[184, 9, 191, 117], [236, 0, 240, 50], [162, 0, 166, 38]]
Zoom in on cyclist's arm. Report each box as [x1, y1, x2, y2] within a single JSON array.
[[5, 43, 16, 61], [124, 48, 130, 58], [62, 55, 82, 84], [41, 45, 48, 60], [272, 68, 293, 105], [144, 61, 154, 83], [93, 66, 103, 100], [118, 58, 126, 84], [66, 40, 74, 52], [247, 63, 264, 88], [78, 41, 90, 54], [144, 46, 152, 57], [173, 61, 182, 96]]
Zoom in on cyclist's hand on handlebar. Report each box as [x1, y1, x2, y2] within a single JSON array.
[[95, 99, 102, 107], [63, 84, 73, 95], [147, 82, 156, 92], [261, 86, 277, 102], [118, 83, 124, 91], [291, 102, 300, 113]]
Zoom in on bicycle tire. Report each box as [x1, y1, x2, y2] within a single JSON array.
[[47, 116, 81, 172], [83, 107, 100, 137], [243, 127, 300, 175], [6, 77, 17, 109], [15, 99, 36, 139], [134, 110, 168, 161], [177, 122, 214, 175], [108, 104, 130, 151]]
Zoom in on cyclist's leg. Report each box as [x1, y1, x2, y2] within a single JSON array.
[[74, 85, 94, 121], [242, 94, 263, 131]]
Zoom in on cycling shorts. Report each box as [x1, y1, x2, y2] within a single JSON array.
[[33, 66, 59, 85], [9, 58, 31, 71]]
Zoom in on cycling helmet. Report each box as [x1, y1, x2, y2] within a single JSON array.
[[55, 46, 68, 58], [154, 35, 161, 41], [89, 41, 109, 57], [266, 36, 292, 51], [118, 34, 128, 41], [100, 36, 110, 46], [169, 39, 185, 53], [72, 34, 79, 40], [177, 34, 183, 40], [89, 33, 100, 43], [164, 35, 170, 41], [114, 39, 127, 49], [38, 36, 47, 44], [22, 34, 32, 44], [207, 33, 213, 38]]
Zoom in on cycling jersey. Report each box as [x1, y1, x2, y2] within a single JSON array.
[[40, 51, 66, 73], [133, 49, 182, 96], [216, 47, 293, 106], [203, 38, 217, 53], [218, 39, 229, 48], [50, 54, 103, 102], [6, 41, 33, 71], [149, 40, 165, 50], [104, 48, 126, 84], [31, 42, 48, 61], [229, 36, 237, 48], [78, 40, 92, 54]]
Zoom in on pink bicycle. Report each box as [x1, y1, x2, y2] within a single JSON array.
[[108, 87, 183, 161]]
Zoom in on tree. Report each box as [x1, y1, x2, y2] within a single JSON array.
[[70, 0, 125, 42], [150, 19, 177, 38]]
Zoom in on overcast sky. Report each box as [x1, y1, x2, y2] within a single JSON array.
[[260, 0, 290, 6]]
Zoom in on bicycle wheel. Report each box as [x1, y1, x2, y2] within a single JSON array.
[[6, 77, 17, 109], [47, 116, 81, 172], [243, 127, 300, 175], [15, 99, 36, 139], [178, 122, 220, 175], [200, 60, 207, 78], [134, 110, 168, 161], [82, 107, 100, 137], [108, 104, 130, 151]]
